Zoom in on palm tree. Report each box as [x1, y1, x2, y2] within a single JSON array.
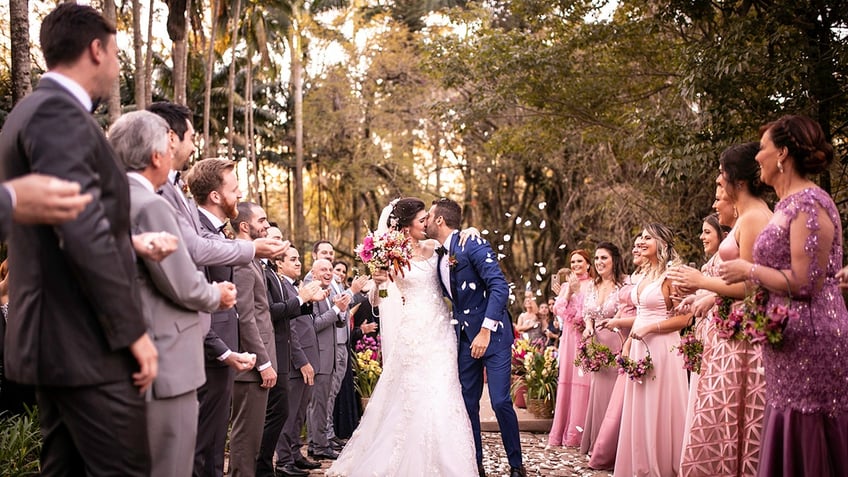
[[9, 0, 30, 105]]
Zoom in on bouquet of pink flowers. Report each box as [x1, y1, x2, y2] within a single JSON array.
[[355, 229, 414, 297], [740, 287, 796, 346], [574, 336, 616, 373], [615, 338, 654, 383], [713, 295, 745, 340], [676, 330, 703, 374]]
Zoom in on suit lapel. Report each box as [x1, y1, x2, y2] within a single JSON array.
[[449, 232, 460, 301]]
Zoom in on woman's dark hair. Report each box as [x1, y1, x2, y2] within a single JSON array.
[[761, 115, 834, 176], [720, 142, 768, 198], [702, 213, 729, 241], [594, 242, 625, 287], [390, 198, 426, 229], [332, 261, 349, 274]]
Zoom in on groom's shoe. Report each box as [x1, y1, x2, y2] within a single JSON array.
[[477, 463, 486, 477], [275, 463, 308, 477], [509, 465, 527, 477], [293, 456, 320, 470]]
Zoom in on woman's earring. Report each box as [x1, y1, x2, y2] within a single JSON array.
[[777, 161, 784, 173], [733, 207, 739, 219]]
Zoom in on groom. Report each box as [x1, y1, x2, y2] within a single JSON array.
[[426, 198, 525, 477]]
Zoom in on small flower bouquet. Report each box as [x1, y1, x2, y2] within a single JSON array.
[[511, 339, 535, 377], [616, 338, 654, 383], [574, 336, 616, 373], [713, 295, 745, 340], [522, 346, 559, 401], [353, 336, 382, 398], [676, 330, 703, 374], [740, 287, 796, 346], [354, 229, 414, 297]]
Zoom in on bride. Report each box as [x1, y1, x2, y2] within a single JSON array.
[[327, 198, 478, 477]]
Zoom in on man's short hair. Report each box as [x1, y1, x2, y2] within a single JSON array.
[[431, 198, 462, 229], [232, 202, 258, 233], [108, 111, 170, 172], [184, 158, 234, 205], [147, 102, 193, 141], [312, 240, 333, 255], [40, 4, 116, 69]]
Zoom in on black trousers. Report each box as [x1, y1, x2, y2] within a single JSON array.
[[256, 371, 289, 476], [194, 365, 234, 477]]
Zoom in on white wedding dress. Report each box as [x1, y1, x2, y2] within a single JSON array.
[[327, 254, 478, 477]]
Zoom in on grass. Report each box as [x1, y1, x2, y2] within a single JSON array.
[[0, 406, 41, 477]]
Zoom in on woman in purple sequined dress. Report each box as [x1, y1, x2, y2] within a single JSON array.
[[720, 115, 848, 476]]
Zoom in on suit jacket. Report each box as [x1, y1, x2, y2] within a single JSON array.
[[312, 287, 343, 375], [128, 177, 220, 398], [0, 77, 145, 386], [288, 283, 319, 377], [265, 263, 310, 375], [439, 233, 514, 354], [0, 185, 11, 242], [198, 212, 239, 366], [233, 258, 275, 382], [158, 180, 253, 267]]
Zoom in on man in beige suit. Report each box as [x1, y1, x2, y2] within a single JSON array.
[[108, 110, 238, 476], [229, 201, 279, 476]]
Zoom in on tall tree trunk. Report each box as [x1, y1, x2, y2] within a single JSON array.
[[226, 0, 243, 162], [10, 0, 31, 105], [167, 0, 188, 104], [102, 0, 121, 122], [144, 0, 155, 105], [244, 42, 256, 201], [290, 17, 305, 249], [132, 0, 145, 109], [203, 0, 220, 156]]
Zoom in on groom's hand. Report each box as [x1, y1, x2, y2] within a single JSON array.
[[470, 328, 491, 359]]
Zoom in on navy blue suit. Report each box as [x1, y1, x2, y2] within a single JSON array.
[[438, 232, 522, 468]]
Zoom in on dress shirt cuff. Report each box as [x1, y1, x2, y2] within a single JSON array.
[[257, 361, 272, 372], [217, 350, 232, 362], [2, 183, 16, 209], [297, 296, 304, 306], [332, 305, 341, 315], [482, 318, 500, 331]]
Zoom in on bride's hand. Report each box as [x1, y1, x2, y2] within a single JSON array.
[[458, 227, 481, 247]]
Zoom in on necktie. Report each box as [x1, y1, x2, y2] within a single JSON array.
[[173, 171, 181, 185], [436, 245, 447, 257]]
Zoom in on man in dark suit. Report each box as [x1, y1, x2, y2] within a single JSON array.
[[257, 230, 324, 477], [185, 158, 258, 477], [0, 4, 158, 475], [229, 202, 278, 476], [426, 198, 526, 477], [109, 110, 238, 476]]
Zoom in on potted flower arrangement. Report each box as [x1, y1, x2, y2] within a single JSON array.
[[510, 339, 534, 408], [516, 345, 559, 419], [353, 335, 382, 409]]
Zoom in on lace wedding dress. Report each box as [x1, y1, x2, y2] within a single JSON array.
[[327, 254, 478, 477]]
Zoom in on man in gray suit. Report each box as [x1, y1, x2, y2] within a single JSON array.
[[108, 110, 239, 477], [229, 202, 277, 476], [306, 259, 351, 460]]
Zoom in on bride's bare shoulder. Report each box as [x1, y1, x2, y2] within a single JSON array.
[[420, 239, 439, 251]]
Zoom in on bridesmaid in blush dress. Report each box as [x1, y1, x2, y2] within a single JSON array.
[[579, 242, 628, 456], [671, 143, 771, 477], [614, 224, 691, 477], [588, 236, 642, 470], [721, 116, 848, 477], [548, 249, 594, 447]]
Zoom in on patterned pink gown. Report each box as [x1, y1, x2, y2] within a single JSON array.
[[614, 276, 688, 477], [679, 229, 766, 477], [752, 188, 848, 477], [548, 279, 591, 447]]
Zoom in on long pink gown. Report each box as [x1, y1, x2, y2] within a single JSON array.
[[614, 276, 688, 477], [579, 281, 626, 455], [587, 280, 636, 470], [680, 230, 765, 477], [548, 278, 591, 447]]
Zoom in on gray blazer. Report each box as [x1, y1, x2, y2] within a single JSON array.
[[312, 286, 343, 376], [128, 177, 221, 398], [233, 259, 276, 382], [159, 179, 254, 267]]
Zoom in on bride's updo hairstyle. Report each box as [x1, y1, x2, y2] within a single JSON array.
[[761, 115, 834, 177], [389, 198, 426, 230], [720, 142, 769, 199]]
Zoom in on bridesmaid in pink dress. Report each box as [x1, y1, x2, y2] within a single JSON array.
[[579, 242, 628, 455], [588, 237, 643, 470], [614, 224, 691, 477], [548, 249, 593, 447], [670, 143, 771, 477]]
